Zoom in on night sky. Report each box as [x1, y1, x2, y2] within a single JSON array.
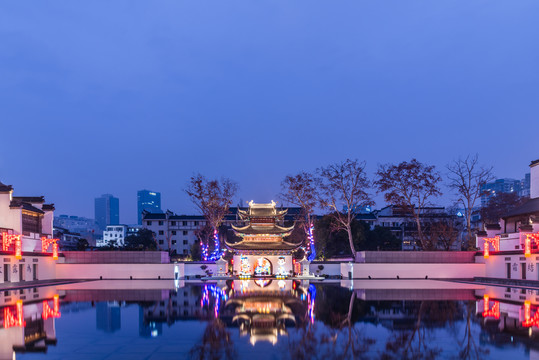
[[1, 1, 538, 224]]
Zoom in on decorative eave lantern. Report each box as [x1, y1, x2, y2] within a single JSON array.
[[299, 257, 311, 276], [216, 256, 228, 276]]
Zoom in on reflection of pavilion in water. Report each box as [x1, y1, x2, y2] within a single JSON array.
[[139, 280, 315, 345], [0, 287, 62, 360], [219, 279, 314, 345]]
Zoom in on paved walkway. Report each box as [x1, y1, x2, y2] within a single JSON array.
[[0, 279, 91, 291]]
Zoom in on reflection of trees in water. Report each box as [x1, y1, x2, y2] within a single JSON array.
[[189, 285, 235, 360], [287, 287, 374, 359], [189, 318, 236, 360], [458, 302, 489, 360], [380, 301, 469, 360]]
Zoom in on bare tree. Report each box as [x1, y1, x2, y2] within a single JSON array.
[[279, 172, 318, 260], [447, 155, 494, 249], [375, 159, 442, 250], [423, 216, 463, 251], [317, 159, 372, 259], [185, 174, 238, 260]]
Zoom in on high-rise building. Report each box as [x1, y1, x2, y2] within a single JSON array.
[[137, 190, 162, 224], [481, 178, 522, 207], [95, 194, 119, 231]]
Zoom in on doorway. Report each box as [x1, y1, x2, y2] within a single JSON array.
[[19, 264, 24, 282], [33, 264, 38, 281], [522, 263, 527, 280], [3, 264, 9, 282], [506, 263, 511, 279]]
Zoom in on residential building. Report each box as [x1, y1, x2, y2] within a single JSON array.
[[477, 159, 539, 281], [95, 194, 119, 231], [142, 211, 205, 255], [372, 205, 462, 250], [137, 190, 162, 225], [521, 173, 531, 198], [141, 206, 302, 257], [0, 180, 59, 284], [53, 226, 85, 250], [53, 214, 99, 245], [97, 225, 128, 247], [481, 178, 523, 207]]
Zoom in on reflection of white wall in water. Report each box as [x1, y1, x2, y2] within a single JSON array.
[[0, 296, 58, 360]]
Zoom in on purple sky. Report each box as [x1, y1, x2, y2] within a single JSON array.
[[1, 1, 538, 224]]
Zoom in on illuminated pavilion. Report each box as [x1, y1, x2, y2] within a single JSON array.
[[226, 201, 300, 278]]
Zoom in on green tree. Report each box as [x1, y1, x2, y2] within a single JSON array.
[[125, 229, 157, 251], [76, 238, 89, 251]]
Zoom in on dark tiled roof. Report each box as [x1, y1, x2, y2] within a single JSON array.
[[0, 181, 13, 192], [355, 213, 377, 220], [225, 240, 302, 251], [503, 197, 539, 219], [485, 224, 501, 230], [10, 201, 45, 214], [42, 204, 55, 211], [142, 213, 167, 220], [169, 215, 205, 220], [13, 196, 45, 203], [530, 159, 539, 166], [232, 224, 294, 235]]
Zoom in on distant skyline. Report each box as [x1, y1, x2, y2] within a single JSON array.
[[1, 1, 538, 224]]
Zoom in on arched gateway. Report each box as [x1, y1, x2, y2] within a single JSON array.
[[226, 201, 300, 278]]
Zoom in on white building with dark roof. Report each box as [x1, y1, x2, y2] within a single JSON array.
[[0, 181, 59, 284], [142, 211, 206, 256], [477, 159, 539, 281]]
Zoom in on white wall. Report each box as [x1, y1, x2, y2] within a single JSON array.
[[483, 254, 539, 280], [310, 262, 341, 277], [341, 262, 485, 279], [56, 263, 175, 279], [183, 262, 217, 277], [0, 255, 57, 284], [0, 192, 22, 233]]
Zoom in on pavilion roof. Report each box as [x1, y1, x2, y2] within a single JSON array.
[[225, 239, 302, 251], [231, 223, 294, 236]]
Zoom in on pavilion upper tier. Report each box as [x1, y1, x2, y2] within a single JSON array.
[[226, 201, 300, 251]]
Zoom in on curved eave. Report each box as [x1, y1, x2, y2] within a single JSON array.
[[231, 224, 295, 236], [225, 240, 303, 251]]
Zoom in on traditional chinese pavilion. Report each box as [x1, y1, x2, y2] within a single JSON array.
[[227, 201, 300, 278]]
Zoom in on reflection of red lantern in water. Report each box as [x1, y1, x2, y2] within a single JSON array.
[[42, 295, 61, 320], [4, 300, 25, 328], [522, 301, 539, 328], [482, 295, 500, 319]]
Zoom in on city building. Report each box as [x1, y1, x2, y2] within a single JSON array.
[[53, 214, 99, 245], [0, 181, 60, 284], [477, 159, 539, 280], [137, 190, 162, 225], [53, 226, 85, 250], [372, 205, 462, 250], [97, 225, 128, 247], [95, 194, 119, 231], [228, 201, 299, 277], [142, 211, 206, 255], [481, 177, 530, 207]]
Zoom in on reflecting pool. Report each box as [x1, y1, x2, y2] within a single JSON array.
[[2, 279, 539, 359]]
